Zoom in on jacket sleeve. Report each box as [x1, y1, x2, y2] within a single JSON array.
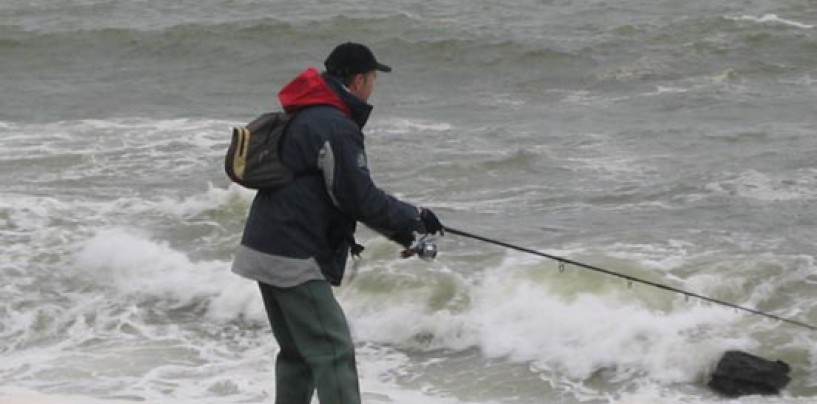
[[317, 122, 421, 242]]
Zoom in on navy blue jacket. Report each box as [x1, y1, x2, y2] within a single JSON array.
[[240, 68, 421, 285]]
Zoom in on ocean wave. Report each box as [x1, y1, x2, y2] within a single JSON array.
[[371, 117, 454, 136], [0, 13, 582, 71], [1, 13, 423, 37], [729, 14, 814, 30], [0, 118, 234, 193], [5, 219, 814, 400], [343, 251, 764, 385], [0, 387, 148, 404], [704, 169, 817, 202], [74, 228, 264, 321], [341, 231, 817, 387]]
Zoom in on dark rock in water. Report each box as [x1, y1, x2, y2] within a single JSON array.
[[708, 350, 791, 397]]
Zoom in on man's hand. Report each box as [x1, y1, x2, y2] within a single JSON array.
[[420, 208, 444, 235], [391, 232, 415, 248]]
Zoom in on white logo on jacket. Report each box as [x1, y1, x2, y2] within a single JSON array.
[[356, 152, 367, 169]]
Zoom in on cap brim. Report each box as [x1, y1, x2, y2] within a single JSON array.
[[375, 62, 392, 73]]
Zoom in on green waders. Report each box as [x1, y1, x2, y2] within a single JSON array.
[[258, 281, 360, 404]]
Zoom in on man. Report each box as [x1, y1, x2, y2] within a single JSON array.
[[231, 42, 443, 404]]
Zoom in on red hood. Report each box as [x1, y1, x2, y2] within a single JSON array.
[[277, 68, 351, 116]]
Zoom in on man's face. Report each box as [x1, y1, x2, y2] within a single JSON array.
[[349, 71, 377, 102]]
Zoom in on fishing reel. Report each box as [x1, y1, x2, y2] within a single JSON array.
[[401, 235, 438, 261]]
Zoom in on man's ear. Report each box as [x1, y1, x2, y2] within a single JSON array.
[[349, 73, 364, 90]]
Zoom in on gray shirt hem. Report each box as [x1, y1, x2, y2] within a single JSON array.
[[231, 245, 325, 288]]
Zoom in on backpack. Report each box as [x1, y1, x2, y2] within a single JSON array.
[[225, 112, 295, 190]]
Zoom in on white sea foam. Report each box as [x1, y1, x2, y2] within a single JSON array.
[[562, 90, 631, 106], [598, 239, 709, 273], [357, 345, 501, 404], [2, 192, 811, 403], [642, 86, 690, 97], [561, 154, 658, 185], [472, 269, 748, 382], [73, 228, 264, 322], [4, 112, 815, 402], [0, 388, 148, 404], [345, 253, 756, 388], [0, 377, 480, 404], [341, 245, 817, 401], [151, 183, 255, 218], [732, 14, 814, 29], [0, 118, 236, 206], [705, 169, 817, 202], [0, 118, 231, 156], [372, 117, 454, 136], [610, 383, 817, 404]]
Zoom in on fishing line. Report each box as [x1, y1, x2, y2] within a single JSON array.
[[444, 226, 817, 332]]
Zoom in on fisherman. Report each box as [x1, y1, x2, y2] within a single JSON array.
[[231, 42, 443, 404]]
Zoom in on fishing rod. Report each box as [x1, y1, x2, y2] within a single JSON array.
[[443, 226, 817, 332]]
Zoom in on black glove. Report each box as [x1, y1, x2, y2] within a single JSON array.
[[419, 208, 444, 235], [390, 232, 415, 248]]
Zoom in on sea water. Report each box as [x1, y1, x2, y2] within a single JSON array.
[[2, 1, 817, 403]]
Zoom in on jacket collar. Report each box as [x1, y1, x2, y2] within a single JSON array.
[[320, 72, 373, 129], [277, 68, 373, 129]]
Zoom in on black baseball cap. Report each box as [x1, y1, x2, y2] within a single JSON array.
[[324, 42, 392, 76]]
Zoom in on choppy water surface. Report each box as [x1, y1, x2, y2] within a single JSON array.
[[2, 1, 817, 403]]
